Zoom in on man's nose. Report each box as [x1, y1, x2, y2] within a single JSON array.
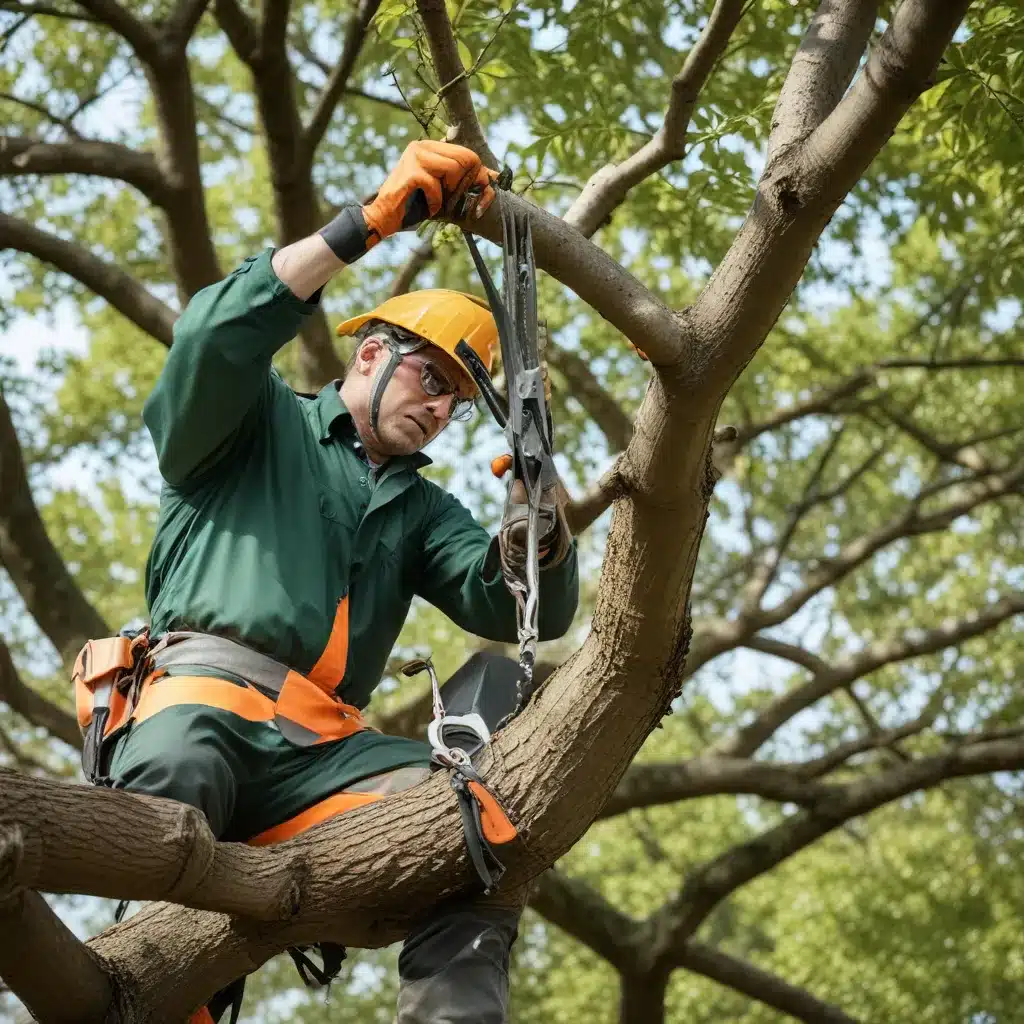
[[423, 395, 451, 422]]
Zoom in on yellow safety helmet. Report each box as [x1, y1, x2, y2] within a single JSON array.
[[336, 289, 497, 391]]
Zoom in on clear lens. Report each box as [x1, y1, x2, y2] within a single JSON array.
[[450, 397, 476, 422]]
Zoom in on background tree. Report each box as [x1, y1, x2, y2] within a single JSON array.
[[0, 1, 1021, 1021]]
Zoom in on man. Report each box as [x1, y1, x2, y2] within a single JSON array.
[[103, 141, 579, 1022]]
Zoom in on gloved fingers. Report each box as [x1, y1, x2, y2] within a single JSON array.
[[405, 142, 494, 214], [460, 167, 499, 220], [363, 169, 444, 239], [365, 142, 499, 239]]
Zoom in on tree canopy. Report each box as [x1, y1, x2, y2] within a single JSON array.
[[0, 1, 1022, 1022]]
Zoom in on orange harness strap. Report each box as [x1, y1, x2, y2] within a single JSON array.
[[248, 790, 382, 846], [131, 675, 275, 726], [118, 597, 362, 745], [128, 672, 367, 746], [306, 597, 349, 692]]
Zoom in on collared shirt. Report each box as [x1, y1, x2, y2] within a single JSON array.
[[141, 249, 579, 709]]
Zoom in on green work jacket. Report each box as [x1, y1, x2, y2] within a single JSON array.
[[142, 249, 579, 709]]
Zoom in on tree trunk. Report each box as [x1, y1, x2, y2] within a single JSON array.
[[620, 968, 670, 1024]]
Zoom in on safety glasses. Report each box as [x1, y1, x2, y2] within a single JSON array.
[[416, 359, 476, 423]]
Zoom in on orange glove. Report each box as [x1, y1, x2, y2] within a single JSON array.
[[362, 141, 497, 247]]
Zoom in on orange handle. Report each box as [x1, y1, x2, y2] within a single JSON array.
[[491, 453, 513, 478]]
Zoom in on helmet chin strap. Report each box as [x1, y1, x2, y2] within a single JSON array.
[[368, 341, 403, 442], [366, 331, 427, 442]]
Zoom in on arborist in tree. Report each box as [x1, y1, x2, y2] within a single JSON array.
[[71, 140, 578, 1024]]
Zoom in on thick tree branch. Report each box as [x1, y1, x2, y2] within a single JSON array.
[[71, 0, 158, 59], [0, 639, 81, 750], [679, 942, 858, 1023], [529, 869, 641, 971], [803, 0, 976, 191], [685, 0, 971, 395], [0, 771, 305, 923], [162, 0, 212, 45], [0, 831, 113, 1024], [721, 595, 1024, 758], [563, 459, 628, 535], [259, 0, 290, 48], [600, 757, 828, 817], [768, 0, 879, 161], [652, 732, 1024, 946], [215, 0, 344, 389], [0, 213, 176, 345], [546, 343, 635, 452], [532, 865, 858, 1022], [299, 0, 382, 166], [415, 0, 499, 168], [211, 0, 258, 59], [470, 192, 684, 365], [144, 63, 222, 298], [72, 0, 221, 300], [0, 136, 171, 206], [0, 387, 111, 664], [0, 1, 98, 20], [564, 0, 747, 238]]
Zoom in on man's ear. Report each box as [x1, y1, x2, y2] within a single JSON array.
[[354, 334, 385, 375]]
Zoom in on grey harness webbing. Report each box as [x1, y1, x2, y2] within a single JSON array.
[[150, 631, 298, 698]]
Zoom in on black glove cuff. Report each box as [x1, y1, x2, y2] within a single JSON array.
[[319, 204, 372, 264]]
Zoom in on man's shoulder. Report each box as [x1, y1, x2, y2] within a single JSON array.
[[406, 472, 464, 517]]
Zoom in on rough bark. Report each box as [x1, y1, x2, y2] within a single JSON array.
[[0, 826, 112, 1024], [767, 0, 880, 161], [415, 0, 500, 169]]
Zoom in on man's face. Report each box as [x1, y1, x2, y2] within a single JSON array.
[[355, 334, 475, 456]]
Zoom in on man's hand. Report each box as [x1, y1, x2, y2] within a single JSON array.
[[499, 477, 572, 571], [363, 140, 498, 244]]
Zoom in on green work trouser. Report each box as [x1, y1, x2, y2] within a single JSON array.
[[106, 704, 518, 1023]]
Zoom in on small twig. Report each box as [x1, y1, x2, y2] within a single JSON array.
[[384, 64, 433, 135], [434, 4, 516, 104]]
